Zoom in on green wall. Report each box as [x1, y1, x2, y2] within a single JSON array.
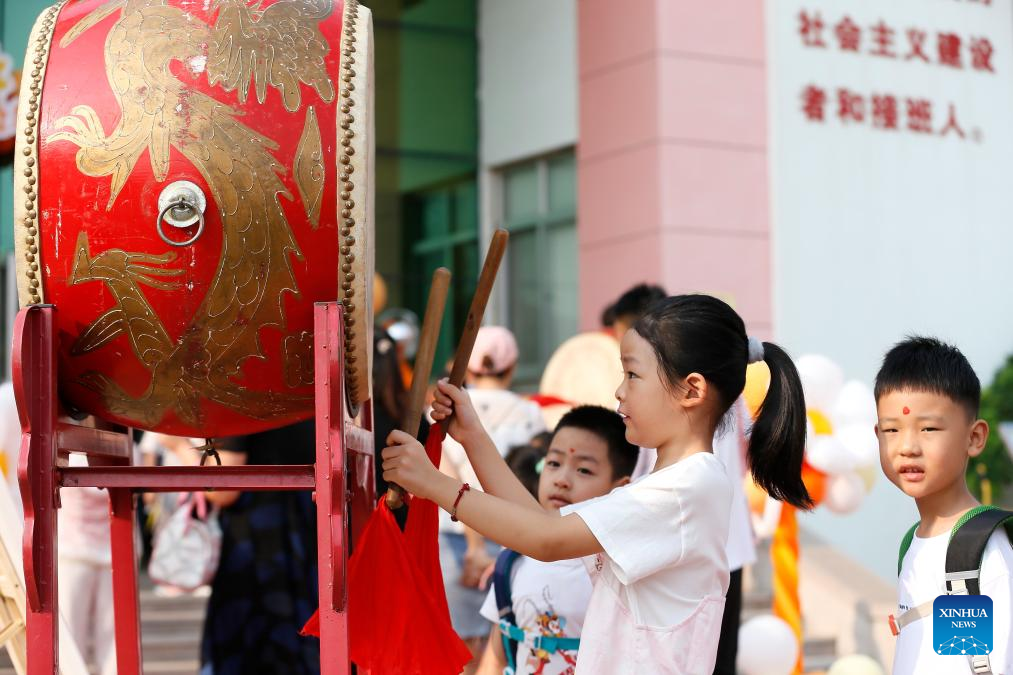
[[0, 1, 51, 254], [365, 0, 479, 366]]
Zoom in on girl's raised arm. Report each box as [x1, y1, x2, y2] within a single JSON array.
[[431, 379, 542, 512], [383, 430, 602, 561]]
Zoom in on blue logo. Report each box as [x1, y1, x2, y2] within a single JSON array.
[[933, 595, 993, 656]]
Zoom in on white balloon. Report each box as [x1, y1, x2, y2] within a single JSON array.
[[796, 354, 845, 412], [806, 435, 856, 475], [828, 654, 886, 675], [998, 422, 1013, 463], [824, 472, 865, 514], [752, 497, 783, 541], [835, 423, 880, 468], [737, 615, 799, 675], [832, 380, 878, 428]]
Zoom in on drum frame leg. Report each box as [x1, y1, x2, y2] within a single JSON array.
[[14, 302, 373, 675], [14, 305, 58, 674], [109, 484, 142, 672]]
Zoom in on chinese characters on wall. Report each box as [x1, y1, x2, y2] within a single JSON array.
[[797, 10, 995, 140]]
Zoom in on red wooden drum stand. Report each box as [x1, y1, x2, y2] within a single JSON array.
[[15, 302, 373, 675]]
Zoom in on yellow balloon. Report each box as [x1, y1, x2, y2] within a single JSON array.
[[807, 409, 833, 436], [743, 362, 770, 418], [373, 272, 388, 315], [744, 474, 767, 514]]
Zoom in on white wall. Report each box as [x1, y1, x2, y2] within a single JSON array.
[[478, 0, 577, 324], [768, 0, 1013, 580], [478, 0, 577, 167]]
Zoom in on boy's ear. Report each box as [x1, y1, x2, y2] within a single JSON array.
[[611, 475, 631, 489], [679, 373, 708, 409], [967, 419, 989, 458]]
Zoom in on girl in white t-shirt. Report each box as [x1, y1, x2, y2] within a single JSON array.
[[476, 405, 640, 675], [383, 294, 812, 673]]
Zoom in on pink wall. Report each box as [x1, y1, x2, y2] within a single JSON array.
[[577, 0, 772, 337]]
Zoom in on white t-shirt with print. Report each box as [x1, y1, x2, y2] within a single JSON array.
[[562, 452, 731, 671], [893, 529, 1013, 675], [479, 557, 590, 675]]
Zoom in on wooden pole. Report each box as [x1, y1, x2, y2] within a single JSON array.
[[386, 268, 451, 508], [446, 230, 509, 389]]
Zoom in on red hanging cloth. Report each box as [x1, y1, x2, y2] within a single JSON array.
[[402, 423, 452, 621], [303, 423, 470, 674]]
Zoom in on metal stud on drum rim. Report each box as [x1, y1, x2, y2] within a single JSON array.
[[339, 0, 374, 416]]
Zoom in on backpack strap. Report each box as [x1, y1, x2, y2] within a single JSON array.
[[492, 549, 522, 673], [493, 549, 521, 622], [532, 634, 580, 652], [970, 654, 993, 674], [890, 521, 930, 638], [497, 621, 581, 656], [946, 507, 1013, 675], [945, 506, 1013, 596], [897, 521, 920, 576], [890, 508, 1013, 644], [889, 600, 933, 636]]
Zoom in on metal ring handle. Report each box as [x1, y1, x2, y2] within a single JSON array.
[[197, 438, 222, 467], [156, 199, 205, 247]]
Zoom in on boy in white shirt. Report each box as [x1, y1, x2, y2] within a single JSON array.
[[475, 406, 638, 675], [875, 337, 1013, 675]]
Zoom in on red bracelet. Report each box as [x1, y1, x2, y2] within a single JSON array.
[[450, 482, 471, 522]]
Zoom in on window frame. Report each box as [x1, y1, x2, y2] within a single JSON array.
[[404, 178, 480, 372], [497, 150, 577, 387]]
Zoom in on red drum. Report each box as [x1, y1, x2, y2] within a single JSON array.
[[14, 0, 374, 437]]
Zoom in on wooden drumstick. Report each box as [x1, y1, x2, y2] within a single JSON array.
[[446, 229, 509, 389], [385, 230, 508, 508], [386, 267, 451, 508]]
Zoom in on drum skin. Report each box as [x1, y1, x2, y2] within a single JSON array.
[[14, 0, 373, 437]]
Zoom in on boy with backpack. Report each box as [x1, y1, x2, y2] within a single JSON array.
[[474, 406, 639, 675], [876, 337, 1013, 674]]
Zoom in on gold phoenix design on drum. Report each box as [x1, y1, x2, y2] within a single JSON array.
[[295, 106, 325, 227], [47, 0, 340, 430]]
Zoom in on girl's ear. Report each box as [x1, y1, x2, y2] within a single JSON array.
[[679, 372, 709, 409]]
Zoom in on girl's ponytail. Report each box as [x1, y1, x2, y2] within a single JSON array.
[[748, 342, 812, 510], [634, 294, 811, 509]]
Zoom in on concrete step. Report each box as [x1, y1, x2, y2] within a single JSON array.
[[0, 583, 843, 673], [139, 584, 206, 673]]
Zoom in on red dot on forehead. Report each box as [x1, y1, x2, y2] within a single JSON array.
[[902, 406, 911, 415], [568, 448, 576, 454]]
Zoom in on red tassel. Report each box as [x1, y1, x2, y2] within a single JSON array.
[[302, 423, 470, 674]]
